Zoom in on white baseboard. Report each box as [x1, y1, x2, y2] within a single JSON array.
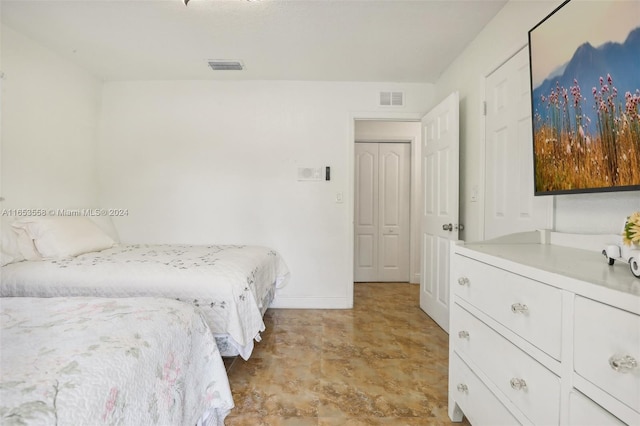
[[270, 297, 353, 309]]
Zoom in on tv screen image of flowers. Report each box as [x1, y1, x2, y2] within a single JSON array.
[[528, 0, 640, 195]]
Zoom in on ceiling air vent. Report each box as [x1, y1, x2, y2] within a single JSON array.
[[379, 91, 404, 107], [208, 60, 244, 71]]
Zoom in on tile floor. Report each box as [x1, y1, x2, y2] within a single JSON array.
[[224, 282, 471, 425]]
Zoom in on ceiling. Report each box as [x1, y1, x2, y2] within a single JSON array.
[[0, 0, 508, 83]]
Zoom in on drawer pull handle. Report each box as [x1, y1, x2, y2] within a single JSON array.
[[457, 277, 470, 286], [609, 355, 638, 373], [458, 330, 470, 339], [511, 303, 529, 314], [510, 378, 527, 391], [457, 383, 468, 393]]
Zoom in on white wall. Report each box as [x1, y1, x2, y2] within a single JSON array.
[[432, 0, 639, 242], [354, 120, 422, 283], [98, 81, 434, 308], [0, 23, 435, 308], [554, 192, 640, 234], [0, 25, 102, 210]]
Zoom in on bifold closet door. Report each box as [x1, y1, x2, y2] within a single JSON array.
[[354, 142, 410, 282]]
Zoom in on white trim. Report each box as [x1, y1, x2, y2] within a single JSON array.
[[354, 113, 423, 121], [348, 111, 424, 300], [479, 73, 487, 242], [355, 137, 412, 144], [270, 297, 352, 309], [484, 42, 528, 79]]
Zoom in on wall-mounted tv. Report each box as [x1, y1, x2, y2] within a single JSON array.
[[528, 0, 640, 196]]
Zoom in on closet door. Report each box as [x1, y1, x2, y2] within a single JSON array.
[[355, 142, 410, 282], [378, 143, 410, 281], [355, 143, 380, 282]]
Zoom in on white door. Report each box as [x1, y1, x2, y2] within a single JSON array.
[[484, 47, 552, 240], [355, 143, 379, 282], [419, 92, 459, 332], [354, 142, 411, 282]]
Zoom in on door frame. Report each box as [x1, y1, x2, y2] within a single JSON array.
[[347, 112, 423, 306]]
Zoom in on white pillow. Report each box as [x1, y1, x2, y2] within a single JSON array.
[[1, 217, 27, 264], [13, 227, 41, 261], [12, 217, 115, 259]]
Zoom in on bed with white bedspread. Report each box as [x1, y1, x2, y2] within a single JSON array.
[[0, 296, 234, 425], [1, 243, 289, 359]]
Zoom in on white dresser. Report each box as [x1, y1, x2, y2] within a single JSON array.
[[448, 231, 640, 426]]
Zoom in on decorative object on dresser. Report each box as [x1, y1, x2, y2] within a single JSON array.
[[603, 212, 640, 278], [448, 230, 639, 425], [622, 212, 640, 248]]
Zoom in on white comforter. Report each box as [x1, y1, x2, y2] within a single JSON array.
[[1, 244, 289, 359], [0, 297, 234, 426]]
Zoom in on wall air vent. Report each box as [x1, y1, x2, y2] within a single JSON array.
[[208, 60, 244, 71], [379, 91, 404, 107]]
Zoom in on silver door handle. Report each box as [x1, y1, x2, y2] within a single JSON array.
[[442, 223, 453, 231], [455, 224, 465, 231]]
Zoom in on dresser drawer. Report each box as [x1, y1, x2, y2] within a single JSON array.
[[453, 254, 562, 360], [450, 352, 521, 426], [574, 296, 640, 414], [452, 303, 560, 425], [568, 390, 625, 425]]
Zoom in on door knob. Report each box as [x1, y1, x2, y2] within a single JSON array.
[[457, 383, 468, 393], [442, 223, 453, 231], [511, 303, 529, 314], [609, 354, 638, 373]]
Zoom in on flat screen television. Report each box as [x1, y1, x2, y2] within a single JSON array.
[[528, 0, 640, 195]]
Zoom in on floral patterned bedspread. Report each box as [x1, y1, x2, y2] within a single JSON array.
[[1, 244, 290, 359], [0, 297, 234, 426]]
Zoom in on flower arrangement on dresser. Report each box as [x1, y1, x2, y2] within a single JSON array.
[[601, 211, 640, 278], [622, 211, 640, 247]]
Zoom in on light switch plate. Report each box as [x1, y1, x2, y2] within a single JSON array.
[[471, 185, 479, 202]]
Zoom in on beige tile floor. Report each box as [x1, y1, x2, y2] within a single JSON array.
[[224, 282, 471, 425]]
